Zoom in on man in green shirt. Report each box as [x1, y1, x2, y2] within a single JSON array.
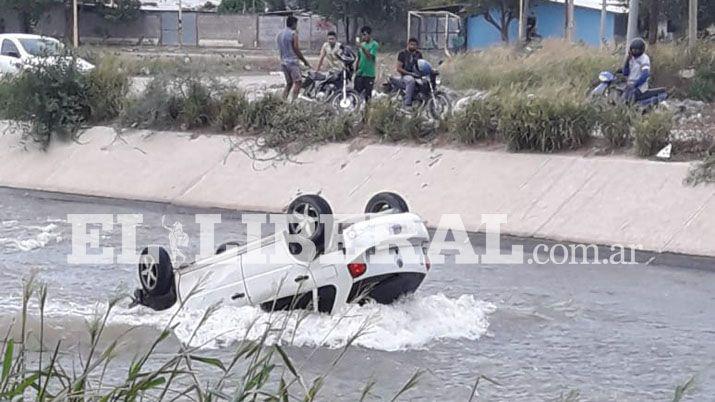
[[354, 26, 378, 103]]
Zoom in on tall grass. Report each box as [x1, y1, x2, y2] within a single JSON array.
[[367, 99, 437, 142], [443, 39, 715, 102], [442, 40, 617, 94], [633, 111, 674, 158]]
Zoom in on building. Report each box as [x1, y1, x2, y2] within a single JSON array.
[[466, 0, 627, 49], [0, 2, 335, 49]]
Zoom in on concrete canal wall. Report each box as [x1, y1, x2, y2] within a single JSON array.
[[1, 127, 713, 257]]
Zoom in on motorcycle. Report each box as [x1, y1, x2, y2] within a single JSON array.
[[590, 71, 668, 108], [301, 45, 362, 113], [382, 60, 451, 120]]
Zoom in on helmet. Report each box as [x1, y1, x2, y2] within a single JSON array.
[[629, 38, 646, 58], [417, 59, 433, 76], [339, 45, 356, 64]]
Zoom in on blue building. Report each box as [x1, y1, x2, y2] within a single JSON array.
[[467, 0, 627, 49]]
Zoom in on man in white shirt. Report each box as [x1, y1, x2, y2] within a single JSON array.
[[316, 31, 342, 72], [620, 38, 651, 103]]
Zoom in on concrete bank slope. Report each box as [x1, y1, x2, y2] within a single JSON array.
[[1, 127, 713, 257]]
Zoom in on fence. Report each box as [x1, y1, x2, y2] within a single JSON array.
[[0, 7, 337, 50]]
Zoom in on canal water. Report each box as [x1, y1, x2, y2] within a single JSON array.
[[1, 187, 713, 400]]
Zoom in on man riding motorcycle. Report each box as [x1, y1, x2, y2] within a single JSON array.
[[395, 37, 423, 108], [619, 38, 652, 104]]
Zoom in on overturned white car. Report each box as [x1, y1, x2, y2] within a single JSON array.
[[132, 192, 431, 315]]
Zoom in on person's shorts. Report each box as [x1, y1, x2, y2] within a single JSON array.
[[282, 63, 302, 85], [354, 75, 375, 101]]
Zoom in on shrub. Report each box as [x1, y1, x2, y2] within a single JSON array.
[[121, 76, 179, 129], [180, 79, 218, 129], [688, 67, 715, 102], [596, 104, 636, 149], [684, 154, 715, 186], [0, 59, 91, 149], [86, 56, 130, 123], [259, 102, 359, 153], [121, 76, 220, 130], [315, 111, 360, 142], [633, 111, 673, 158], [216, 90, 249, 131], [449, 98, 501, 144], [499, 96, 597, 153], [241, 94, 284, 129], [367, 99, 434, 141]]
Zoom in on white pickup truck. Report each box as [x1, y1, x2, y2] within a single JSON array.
[[0, 34, 94, 76], [132, 192, 431, 315]]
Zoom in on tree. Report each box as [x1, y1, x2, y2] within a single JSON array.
[[93, 0, 141, 22], [218, 0, 268, 13], [466, 0, 519, 43], [307, 0, 407, 42], [0, 0, 55, 33]]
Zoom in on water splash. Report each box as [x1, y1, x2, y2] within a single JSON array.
[[0, 223, 63, 252], [111, 293, 496, 351]]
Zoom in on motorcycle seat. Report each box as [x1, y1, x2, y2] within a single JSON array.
[[309, 71, 328, 81]]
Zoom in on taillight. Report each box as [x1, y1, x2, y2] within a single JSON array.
[[424, 254, 431, 271], [347, 262, 367, 278]]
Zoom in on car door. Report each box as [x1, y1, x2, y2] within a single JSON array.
[[175, 250, 250, 309], [0, 39, 21, 75], [241, 232, 316, 309]]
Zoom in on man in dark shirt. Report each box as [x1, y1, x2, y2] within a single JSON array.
[[396, 38, 423, 108]]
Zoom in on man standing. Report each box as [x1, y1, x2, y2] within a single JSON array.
[[354, 26, 379, 103], [395, 37, 423, 108], [316, 31, 342, 72], [277, 16, 311, 101]]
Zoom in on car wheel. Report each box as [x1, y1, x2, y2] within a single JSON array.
[[365, 192, 409, 214], [288, 194, 333, 255], [216, 241, 243, 255], [138, 246, 174, 296]]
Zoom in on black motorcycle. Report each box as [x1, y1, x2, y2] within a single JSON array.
[[301, 46, 362, 113], [382, 60, 451, 120]]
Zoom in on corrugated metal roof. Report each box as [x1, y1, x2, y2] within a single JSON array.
[[139, 0, 219, 11], [551, 0, 628, 14]]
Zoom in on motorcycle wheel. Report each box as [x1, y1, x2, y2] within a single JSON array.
[[426, 93, 452, 120], [330, 90, 362, 113]]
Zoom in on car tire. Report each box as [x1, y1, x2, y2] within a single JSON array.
[[365, 192, 409, 214], [138, 246, 174, 296], [287, 194, 333, 255], [216, 241, 244, 255]]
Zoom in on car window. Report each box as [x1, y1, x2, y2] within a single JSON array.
[[1, 39, 20, 57], [18, 38, 62, 57]]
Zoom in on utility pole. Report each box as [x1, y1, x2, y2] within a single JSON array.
[[565, 0, 575, 42], [518, 0, 526, 43], [625, 0, 639, 55], [178, 0, 183, 48], [688, 0, 698, 50], [72, 0, 79, 47], [599, 0, 607, 49]]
